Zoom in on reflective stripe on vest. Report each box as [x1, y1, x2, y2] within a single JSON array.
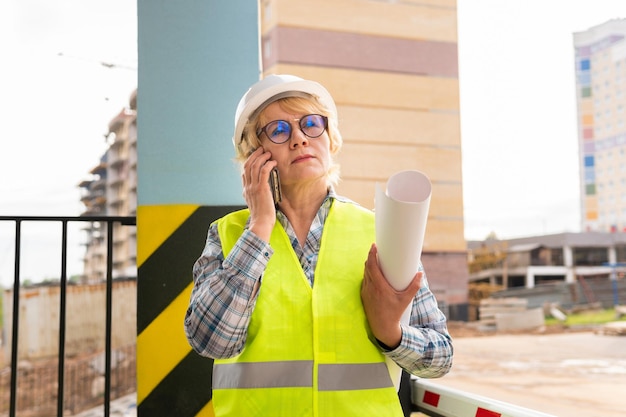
[[213, 361, 392, 391]]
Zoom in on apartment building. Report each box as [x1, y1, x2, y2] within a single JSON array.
[[259, 0, 468, 318], [575, 19, 626, 232], [79, 91, 137, 282]]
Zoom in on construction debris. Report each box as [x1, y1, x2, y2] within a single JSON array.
[[549, 304, 568, 322], [596, 321, 626, 336], [467, 283, 503, 321], [477, 298, 545, 332]]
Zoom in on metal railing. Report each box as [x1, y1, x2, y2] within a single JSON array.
[[0, 215, 136, 417]]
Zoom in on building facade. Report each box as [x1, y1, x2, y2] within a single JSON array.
[[79, 91, 137, 282], [260, 0, 468, 318], [575, 19, 626, 232], [468, 232, 626, 312], [469, 231, 626, 289]]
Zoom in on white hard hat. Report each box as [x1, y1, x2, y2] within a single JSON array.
[[233, 74, 337, 147]]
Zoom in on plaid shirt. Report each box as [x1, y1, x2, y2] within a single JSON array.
[[185, 191, 453, 378]]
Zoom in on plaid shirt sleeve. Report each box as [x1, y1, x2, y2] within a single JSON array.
[[184, 222, 273, 358], [382, 269, 454, 378]]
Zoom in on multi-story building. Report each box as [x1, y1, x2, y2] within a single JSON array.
[[260, 0, 468, 318], [575, 19, 626, 232], [79, 90, 137, 282], [78, 156, 108, 282], [467, 231, 626, 314]]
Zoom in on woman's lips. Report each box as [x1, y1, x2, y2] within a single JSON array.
[[292, 154, 314, 163]]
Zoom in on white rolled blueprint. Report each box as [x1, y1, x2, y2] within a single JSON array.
[[374, 170, 432, 390], [375, 170, 431, 290]]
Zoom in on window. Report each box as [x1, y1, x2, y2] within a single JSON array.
[[573, 247, 608, 266], [616, 245, 626, 263], [580, 59, 591, 71], [550, 248, 564, 265], [579, 72, 591, 84]]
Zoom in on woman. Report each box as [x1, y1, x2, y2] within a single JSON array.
[[184, 74, 453, 416]]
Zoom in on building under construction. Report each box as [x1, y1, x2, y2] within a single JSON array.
[[467, 232, 626, 318]]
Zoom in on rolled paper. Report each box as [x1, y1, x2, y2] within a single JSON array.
[[375, 170, 431, 290], [374, 170, 432, 390]]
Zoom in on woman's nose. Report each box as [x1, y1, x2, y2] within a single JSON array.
[[289, 127, 309, 148]]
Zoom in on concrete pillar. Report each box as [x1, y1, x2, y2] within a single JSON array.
[[563, 245, 575, 283], [136, 1, 260, 415], [609, 245, 617, 264], [526, 267, 536, 289]]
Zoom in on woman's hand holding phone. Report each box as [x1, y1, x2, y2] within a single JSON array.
[[242, 147, 279, 242]]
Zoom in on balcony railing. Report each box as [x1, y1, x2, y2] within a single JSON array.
[[0, 215, 136, 417]]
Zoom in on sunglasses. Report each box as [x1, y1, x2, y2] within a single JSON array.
[[257, 114, 328, 144]]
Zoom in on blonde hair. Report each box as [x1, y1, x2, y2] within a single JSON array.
[[235, 95, 342, 186]]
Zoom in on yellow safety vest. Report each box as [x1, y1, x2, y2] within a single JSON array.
[[213, 200, 403, 417]]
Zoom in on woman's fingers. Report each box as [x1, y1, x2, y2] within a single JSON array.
[[244, 148, 276, 186]]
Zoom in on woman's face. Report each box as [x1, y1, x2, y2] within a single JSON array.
[[257, 101, 332, 188]]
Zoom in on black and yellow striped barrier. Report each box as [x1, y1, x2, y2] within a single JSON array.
[[137, 205, 239, 416]]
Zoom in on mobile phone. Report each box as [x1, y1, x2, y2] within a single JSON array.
[[269, 167, 282, 204]]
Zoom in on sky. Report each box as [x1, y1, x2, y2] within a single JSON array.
[[458, 0, 624, 241], [0, 0, 624, 286]]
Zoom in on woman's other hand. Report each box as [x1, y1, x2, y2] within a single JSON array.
[[361, 243, 422, 349]]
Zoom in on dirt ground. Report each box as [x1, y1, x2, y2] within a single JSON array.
[[418, 321, 626, 417]]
